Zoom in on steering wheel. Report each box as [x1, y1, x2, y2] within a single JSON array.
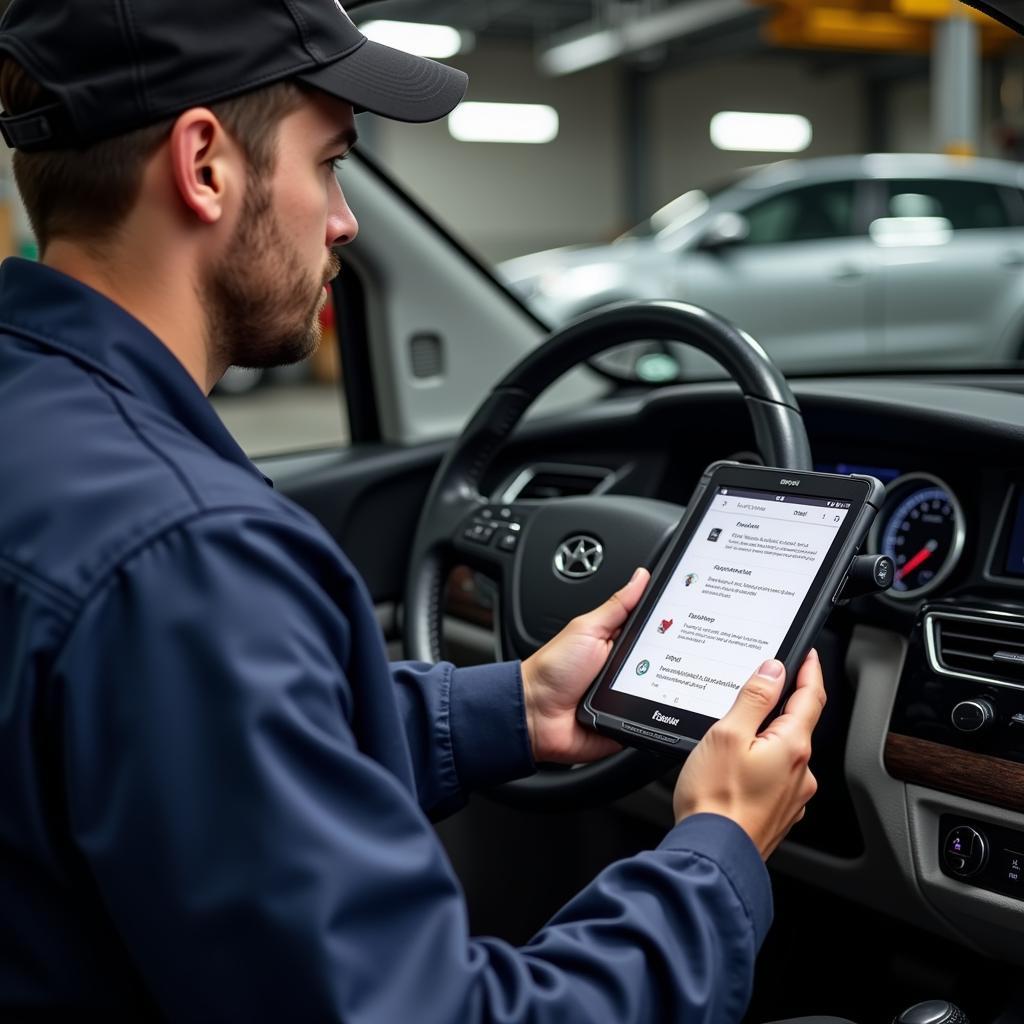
[[403, 301, 812, 809]]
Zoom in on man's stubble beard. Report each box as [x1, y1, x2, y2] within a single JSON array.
[[203, 174, 341, 373]]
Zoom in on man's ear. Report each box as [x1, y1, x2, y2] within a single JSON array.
[[168, 108, 240, 225]]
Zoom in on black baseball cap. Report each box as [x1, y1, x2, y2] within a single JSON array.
[[0, 0, 469, 152]]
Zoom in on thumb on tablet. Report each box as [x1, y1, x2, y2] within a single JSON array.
[[721, 659, 786, 738], [673, 654, 819, 858]]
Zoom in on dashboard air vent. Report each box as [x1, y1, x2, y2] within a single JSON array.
[[502, 463, 614, 502], [926, 610, 1024, 689]]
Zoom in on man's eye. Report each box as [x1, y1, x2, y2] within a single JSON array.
[[327, 155, 349, 173]]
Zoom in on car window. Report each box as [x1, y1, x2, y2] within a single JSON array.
[[6, 241, 351, 457], [209, 291, 351, 457], [885, 179, 1010, 230], [741, 181, 859, 245]]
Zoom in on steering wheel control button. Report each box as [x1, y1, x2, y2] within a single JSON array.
[[951, 698, 995, 733], [497, 532, 519, 553], [943, 826, 988, 877], [463, 524, 495, 545]]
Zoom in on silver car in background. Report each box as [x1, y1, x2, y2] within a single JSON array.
[[499, 154, 1024, 378]]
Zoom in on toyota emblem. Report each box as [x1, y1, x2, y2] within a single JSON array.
[[554, 536, 604, 580]]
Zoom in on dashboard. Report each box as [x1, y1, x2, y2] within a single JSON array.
[[470, 375, 1024, 967]]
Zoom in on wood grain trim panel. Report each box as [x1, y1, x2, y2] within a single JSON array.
[[885, 733, 1024, 813]]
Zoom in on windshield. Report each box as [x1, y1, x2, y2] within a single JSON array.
[[616, 174, 745, 242], [349, 0, 1024, 383]]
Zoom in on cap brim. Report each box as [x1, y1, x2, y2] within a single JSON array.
[[298, 39, 468, 124]]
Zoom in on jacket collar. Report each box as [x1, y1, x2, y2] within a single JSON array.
[[0, 258, 272, 486]]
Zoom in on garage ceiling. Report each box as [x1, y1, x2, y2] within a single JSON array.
[[353, 0, 768, 45], [352, 0, 610, 38], [350, 0, 773, 74]]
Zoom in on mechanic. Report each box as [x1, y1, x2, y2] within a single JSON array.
[[0, 1, 823, 1020]]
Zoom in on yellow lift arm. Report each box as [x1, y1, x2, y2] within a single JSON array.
[[753, 0, 1020, 52]]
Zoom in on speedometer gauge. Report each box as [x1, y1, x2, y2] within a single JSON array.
[[868, 473, 965, 600]]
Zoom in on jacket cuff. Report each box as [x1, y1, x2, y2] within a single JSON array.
[[449, 661, 536, 791], [658, 813, 773, 948]]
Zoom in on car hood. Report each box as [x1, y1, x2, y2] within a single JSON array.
[[498, 238, 660, 286]]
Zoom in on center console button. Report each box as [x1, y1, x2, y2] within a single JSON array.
[[945, 853, 967, 873], [895, 1000, 969, 1024], [943, 825, 989, 877], [951, 698, 995, 733], [1001, 849, 1024, 889]]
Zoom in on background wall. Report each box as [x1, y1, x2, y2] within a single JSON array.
[[887, 63, 1000, 155], [889, 79, 934, 153], [647, 53, 868, 209]]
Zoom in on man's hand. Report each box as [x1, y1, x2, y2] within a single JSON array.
[[672, 651, 825, 859], [520, 567, 650, 764]]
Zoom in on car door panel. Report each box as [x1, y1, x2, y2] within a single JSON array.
[[877, 178, 1024, 363], [670, 179, 874, 373], [675, 238, 874, 371], [879, 229, 1024, 362]]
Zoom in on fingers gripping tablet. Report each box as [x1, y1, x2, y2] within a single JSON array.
[[578, 461, 884, 754]]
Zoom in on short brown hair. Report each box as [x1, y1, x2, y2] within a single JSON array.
[[0, 61, 305, 253]]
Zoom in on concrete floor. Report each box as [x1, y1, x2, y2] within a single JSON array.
[[211, 382, 351, 458]]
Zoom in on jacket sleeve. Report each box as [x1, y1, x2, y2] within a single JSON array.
[[54, 509, 772, 1024], [387, 658, 536, 818]]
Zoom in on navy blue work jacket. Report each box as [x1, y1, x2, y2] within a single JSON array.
[[0, 258, 772, 1022]]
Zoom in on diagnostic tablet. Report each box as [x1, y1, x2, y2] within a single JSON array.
[[577, 461, 884, 755]]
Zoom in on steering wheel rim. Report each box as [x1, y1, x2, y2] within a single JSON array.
[[403, 301, 812, 809]]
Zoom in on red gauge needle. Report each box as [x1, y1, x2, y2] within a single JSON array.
[[897, 539, 938, 580]]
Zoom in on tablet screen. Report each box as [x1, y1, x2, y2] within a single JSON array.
[[608, 484, 852, 721]]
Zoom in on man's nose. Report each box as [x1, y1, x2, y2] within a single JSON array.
[[328, 184, 359, 247]]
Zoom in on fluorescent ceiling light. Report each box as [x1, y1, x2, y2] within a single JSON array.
[[542, 31, 620, 76], [710, 111, 813, 153], [449, 103, 559, 145], [540, 0, 748, 76], [360, 20, 466, 60]]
